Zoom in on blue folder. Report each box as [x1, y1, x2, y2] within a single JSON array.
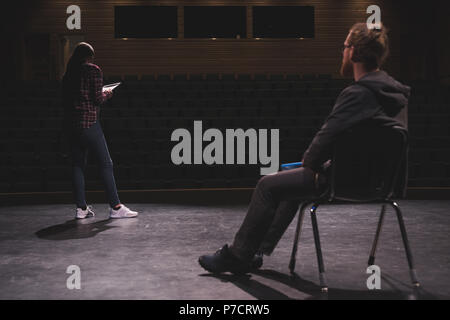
[[280, 162, 303, 171]]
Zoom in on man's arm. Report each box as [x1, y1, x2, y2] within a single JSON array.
[[302, 86, 379, 171]]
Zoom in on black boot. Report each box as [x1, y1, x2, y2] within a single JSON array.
[[198, 244, 252, 275], [251, 251, 264, 270]]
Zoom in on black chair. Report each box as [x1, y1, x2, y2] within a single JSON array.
[[288, 124, 420, 292]]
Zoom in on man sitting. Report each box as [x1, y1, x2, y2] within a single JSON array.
[[198, 23, 410, 274]]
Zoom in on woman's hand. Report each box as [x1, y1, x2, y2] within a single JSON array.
[[104, 88, 113, 99]]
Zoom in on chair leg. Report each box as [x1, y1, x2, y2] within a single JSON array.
[[289, 202, 309, 274], [390, 201, 420, 287], [310, 204, 328, 292], [368, 204, 386, 266]]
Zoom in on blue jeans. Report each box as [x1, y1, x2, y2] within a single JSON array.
[[69, 122, 121, 208]]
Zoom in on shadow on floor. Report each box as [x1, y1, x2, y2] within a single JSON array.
[[35, 218, 116, 240], [200, 273, 293, 300], [201, 269, 438, 300]]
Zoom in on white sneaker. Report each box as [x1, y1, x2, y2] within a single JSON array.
[[109, 204, 138, 219], [76, 205, 95, 219]]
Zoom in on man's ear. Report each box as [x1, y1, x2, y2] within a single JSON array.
[[350, 46, 362, 63], [349, 46, 356, 62]]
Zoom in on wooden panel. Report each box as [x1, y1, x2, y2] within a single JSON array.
[[17, 0, 406, 79]]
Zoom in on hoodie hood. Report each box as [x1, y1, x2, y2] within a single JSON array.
[[356, 70, 411, 117]]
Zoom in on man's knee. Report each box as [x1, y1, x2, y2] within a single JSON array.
[[256, 174, 275, 193]]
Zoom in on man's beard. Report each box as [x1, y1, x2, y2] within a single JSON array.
[[340, 58, 353, 77]]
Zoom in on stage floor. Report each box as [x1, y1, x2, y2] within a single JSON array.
[[0, 201, 449, 300]]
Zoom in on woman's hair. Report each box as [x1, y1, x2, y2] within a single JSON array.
[[63, 42, 95, 83], [348, 23, 389, 71]]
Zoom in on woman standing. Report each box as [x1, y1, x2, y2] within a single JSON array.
[[62, 42, 138, 219]]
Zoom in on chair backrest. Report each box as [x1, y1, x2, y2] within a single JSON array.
[[328, 122, 408, 201]]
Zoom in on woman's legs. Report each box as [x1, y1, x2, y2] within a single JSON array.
[[83, 122, 121, 208], [70, 132, 88, 209]]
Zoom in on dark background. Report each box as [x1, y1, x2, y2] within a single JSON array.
[[0, 0, 449, 203]]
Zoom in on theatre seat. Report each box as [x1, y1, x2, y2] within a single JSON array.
[[4, 78, 449, 192], [157, 74, 171, 81], [141, 74, 156, 82]]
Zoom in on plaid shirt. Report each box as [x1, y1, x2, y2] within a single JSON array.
[[63, 63, 109, 129]]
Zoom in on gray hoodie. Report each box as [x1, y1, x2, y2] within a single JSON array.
[[302, 70, 410, 171]]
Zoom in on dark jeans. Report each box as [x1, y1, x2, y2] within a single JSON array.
[[69, 121, 120, 208], [230, 167, 327, 261]]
